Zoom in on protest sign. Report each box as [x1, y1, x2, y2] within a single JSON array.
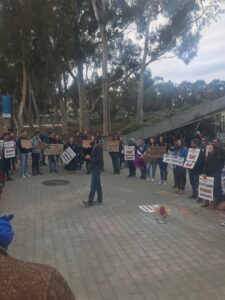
[[82, 140, 92, 149], [107, 140, 120, 152], [124, 146, 135, 160], [198, 175, 214, 202], [143, 146, 165, 161], [44, 144, 64, 155], [37, 141, 47, 150], [184, 148, 200, 169], [60, 147, 76, 164], [4, 141, 15, 158], [21, 139, 32, 149], [163, 154, 184, 166]]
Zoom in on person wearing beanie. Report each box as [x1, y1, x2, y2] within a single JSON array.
[[0, 215, 75, 300]]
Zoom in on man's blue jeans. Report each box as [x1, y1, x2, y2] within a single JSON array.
[[20, 153, 29, 176], [88, 168, 102, 205]]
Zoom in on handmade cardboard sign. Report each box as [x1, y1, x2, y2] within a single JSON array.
[[143, 146, 165, 161], [82, 140, 92, 149], [44, 144, 64, 155], [21, 139, 32, 149], [4, 141, 15, 158], [60, 147, 76, 164], [184, 148, 200, 169], [37, 141, 47, 150], [107, 140, 120, 152], [163, 154, 184, 166], [124, 146, 135, 160], [198, 175, 214, 202]]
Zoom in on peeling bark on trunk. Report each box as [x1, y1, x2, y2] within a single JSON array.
[[18, 59, 27, 133], [28, 77, 40, 127], [137, 14, 151, 123], [77, 61, 89, 131], [91, 0, 109, 136]]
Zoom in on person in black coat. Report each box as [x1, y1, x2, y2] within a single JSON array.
[[201, 143, 225, 209]]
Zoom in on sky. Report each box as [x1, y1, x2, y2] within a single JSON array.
[[150, 14, 225, 84]]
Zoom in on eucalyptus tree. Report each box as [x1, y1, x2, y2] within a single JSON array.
[[134, 0, 225, 122]]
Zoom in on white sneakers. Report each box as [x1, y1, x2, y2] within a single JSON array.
[[22, 174, 30, 178]]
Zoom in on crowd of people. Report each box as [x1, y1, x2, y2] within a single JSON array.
[[1, 128, 225, 211], [108, 133, 225, 211]]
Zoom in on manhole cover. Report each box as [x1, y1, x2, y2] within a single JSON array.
[[42, 180, 70, 186]]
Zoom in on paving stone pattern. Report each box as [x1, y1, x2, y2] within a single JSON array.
[[1, 157, 225, 300]]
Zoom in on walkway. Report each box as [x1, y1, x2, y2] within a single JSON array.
[[1, 157, 225, 300]]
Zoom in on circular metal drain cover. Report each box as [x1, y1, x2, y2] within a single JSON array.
[[42, 179, 70, 186]]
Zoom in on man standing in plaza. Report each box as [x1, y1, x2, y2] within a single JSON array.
[[83, 137, 103, 207]]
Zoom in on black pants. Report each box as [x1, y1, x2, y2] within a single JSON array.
[[3, 158, 11, 180], [189, 171, 199, 197], [86, 160, 91, 174], [32, 153, 40, 175], [128, 160, 136, 176], [175, 167, 186, 191]]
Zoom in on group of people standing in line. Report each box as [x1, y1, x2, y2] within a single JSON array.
[[108, 133, 225, 211]]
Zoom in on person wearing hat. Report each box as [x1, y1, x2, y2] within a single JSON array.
[[188, 139, 205, 200], [0, 215, 75, 300]]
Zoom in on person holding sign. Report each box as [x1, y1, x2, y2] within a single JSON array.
[[108, 134, 122, 175], [187, 139, 205, 200], [2, 133, 13, 181], [201, 144, 224, 209], [135, 138, 147, 179], [31, 131, 42, 176], [17, 130, 32, 178], [127, 138, 137, 177], [64, 138, 77, 171]]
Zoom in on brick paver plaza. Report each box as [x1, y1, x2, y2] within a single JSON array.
[[1, 156, 225, 300]]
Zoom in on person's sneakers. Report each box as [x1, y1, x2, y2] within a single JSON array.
[[146, 177, 150, 182], [220, 222, 225, 226], [25, 174, 30, 177], [163, 181, 167, 185], [22, 175, 26, 178], [127, 174, 132, 177], [82, 200, 93, 207], [151, 178, 155, 182], [93, 200, 103, 205], [158, 181, 163, 185]]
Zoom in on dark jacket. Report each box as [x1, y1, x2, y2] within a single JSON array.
[[91, 143, 103, 170], [191, 148, 205, 174], [203, 153, 224, 177]]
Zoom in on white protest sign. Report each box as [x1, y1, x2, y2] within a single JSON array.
[[198, 175, 214, 202], [4, 141, 15, 158], [124, 146, 135, 160], [60, 147, 76, 165], [184, 148, 200, 169], [138, 204, 160, 213], [163, 154, 184, 166]]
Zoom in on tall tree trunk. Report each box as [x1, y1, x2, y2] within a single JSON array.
[[27, 80, 33, 130], [91, 0, 109, 136], [18, 59, 27, 133], [77, 61, 89, 131], [28, 77, 40, 127], [137, 14, 151, 123]]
